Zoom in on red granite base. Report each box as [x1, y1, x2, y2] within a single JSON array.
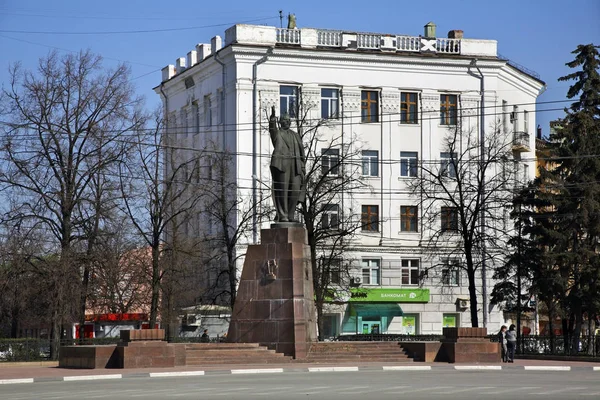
[[227, 227, 317, 359], [59, 330, 186, 369], [440, 327, 501, 363]]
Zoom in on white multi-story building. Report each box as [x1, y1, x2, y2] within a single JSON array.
[[155, 21, 545, 336]]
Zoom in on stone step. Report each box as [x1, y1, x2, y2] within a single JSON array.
[[186, 358, 292, 365], [184, 343, 261, 350], [306, 353, 410, 360], [186, 353, 285, 359], [185, 348, 279, 354]]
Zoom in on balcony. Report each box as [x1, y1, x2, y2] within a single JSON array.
[[224, 25, 497, 57], [513, 132, 531, 152]]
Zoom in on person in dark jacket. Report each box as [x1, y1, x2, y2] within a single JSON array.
[[498, 325, 508, 362], [201, 329, 210, 343], [505, 324, 517, 362]]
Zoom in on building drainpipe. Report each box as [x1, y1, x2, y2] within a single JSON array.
[[380, 92, 384, 246], [470, 59, 487, 328], [214, 51, 226, 150], [159, 82, 169, 173], [252, 49, 273, 244]]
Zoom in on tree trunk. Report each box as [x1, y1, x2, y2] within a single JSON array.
[[466, 254, 479, 327], [572, 303, 583, 354], [149, 244, 161, 328]]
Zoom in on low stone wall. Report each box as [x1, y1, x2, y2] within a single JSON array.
[[59, 345, 119, 369], [398, 342, 442, 362], [59, 330, 185, 369], [400, 328, 501, 363]]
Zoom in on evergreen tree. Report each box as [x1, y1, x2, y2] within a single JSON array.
[[512, 44, 600, 353]]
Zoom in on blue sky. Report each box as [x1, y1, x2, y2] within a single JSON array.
[[0, 0, 598, 133]]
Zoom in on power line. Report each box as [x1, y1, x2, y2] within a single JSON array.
[[0, 16, 279, 35], [0, 98, 572, 139], [0, 34, 162, 69]]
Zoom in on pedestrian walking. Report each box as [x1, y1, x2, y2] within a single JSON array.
[[505, 324, 517, 362], [201, 329, 210, 343], [498, 325, 508, 362]]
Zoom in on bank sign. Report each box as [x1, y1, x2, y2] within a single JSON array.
[[348, 288, 430, 303]]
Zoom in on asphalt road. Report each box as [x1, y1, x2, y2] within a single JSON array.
[[3, 369, 599, 400]]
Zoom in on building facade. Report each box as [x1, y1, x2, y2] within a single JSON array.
[[155, 22, 545, 336]]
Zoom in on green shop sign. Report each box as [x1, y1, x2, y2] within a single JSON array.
[[347, 288, 430, 303]]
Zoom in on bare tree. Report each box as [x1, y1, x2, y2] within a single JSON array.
[[0, 50, 146, 356], [409, 123, 514, 327], [119, 111, 205, 331], [288, 103, 369, 340], [198, 143, 264, 309]]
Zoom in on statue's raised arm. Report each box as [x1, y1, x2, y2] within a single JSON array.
[[269, 105, 278, 145]]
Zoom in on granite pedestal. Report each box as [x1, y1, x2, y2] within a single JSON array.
[[227, 227, 317, 359]]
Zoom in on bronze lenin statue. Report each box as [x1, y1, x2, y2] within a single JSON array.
[[269, 106, 306, 223]]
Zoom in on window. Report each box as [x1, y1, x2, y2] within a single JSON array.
[[362, 259, 380, 285], [440, 94, 457, 125], [523, 163, 529, 183], [361, 205, 379, 232], [218, 90, 225, 124], [320, 258, 341, 285], [192, 102, 200, 135], [400, 151, 418, 177], [401, 92, 418, 124], [321, 88, 339, 119], [362, 150, 379, 177], [442, 260, 460, 286], [321, 148, 340, 176], [280, 85, 298, 118], [440, 152, 457, 178], [400, 206, 418, 232], [321, 204, 339, 230], [361, 90, 379, 123], [204, 95, 212, 126], [329, 259, 341, 284], [441, 207, 458, 232], [401, 259, 419, 285]]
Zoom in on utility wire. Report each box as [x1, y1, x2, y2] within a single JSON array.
[[0, 16, 279, 35], [0, 98, 572, 137]]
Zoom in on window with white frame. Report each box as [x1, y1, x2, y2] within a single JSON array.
[[442, 259, 460, 286], [204, 95, 212, 127], [362, 150, 379, 177], [321, 148, 340, 176], [440, 152, 457, 178], [362, 259, 380, 285], [401, 259, 419, 285], [280, 85, 298, 118], [323, 258, 341, 285], [400, 151, 418, 177], [321, 88, 339, 119], [321, 204, 339, 230]]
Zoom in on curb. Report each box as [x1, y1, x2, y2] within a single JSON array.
[[1, 365, 599, 385]]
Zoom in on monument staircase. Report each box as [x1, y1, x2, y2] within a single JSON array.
[[183, 342, 293, 365], [302, 341, 414, 363]]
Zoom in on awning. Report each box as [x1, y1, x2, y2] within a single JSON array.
[[348, 303, 403, 317]]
